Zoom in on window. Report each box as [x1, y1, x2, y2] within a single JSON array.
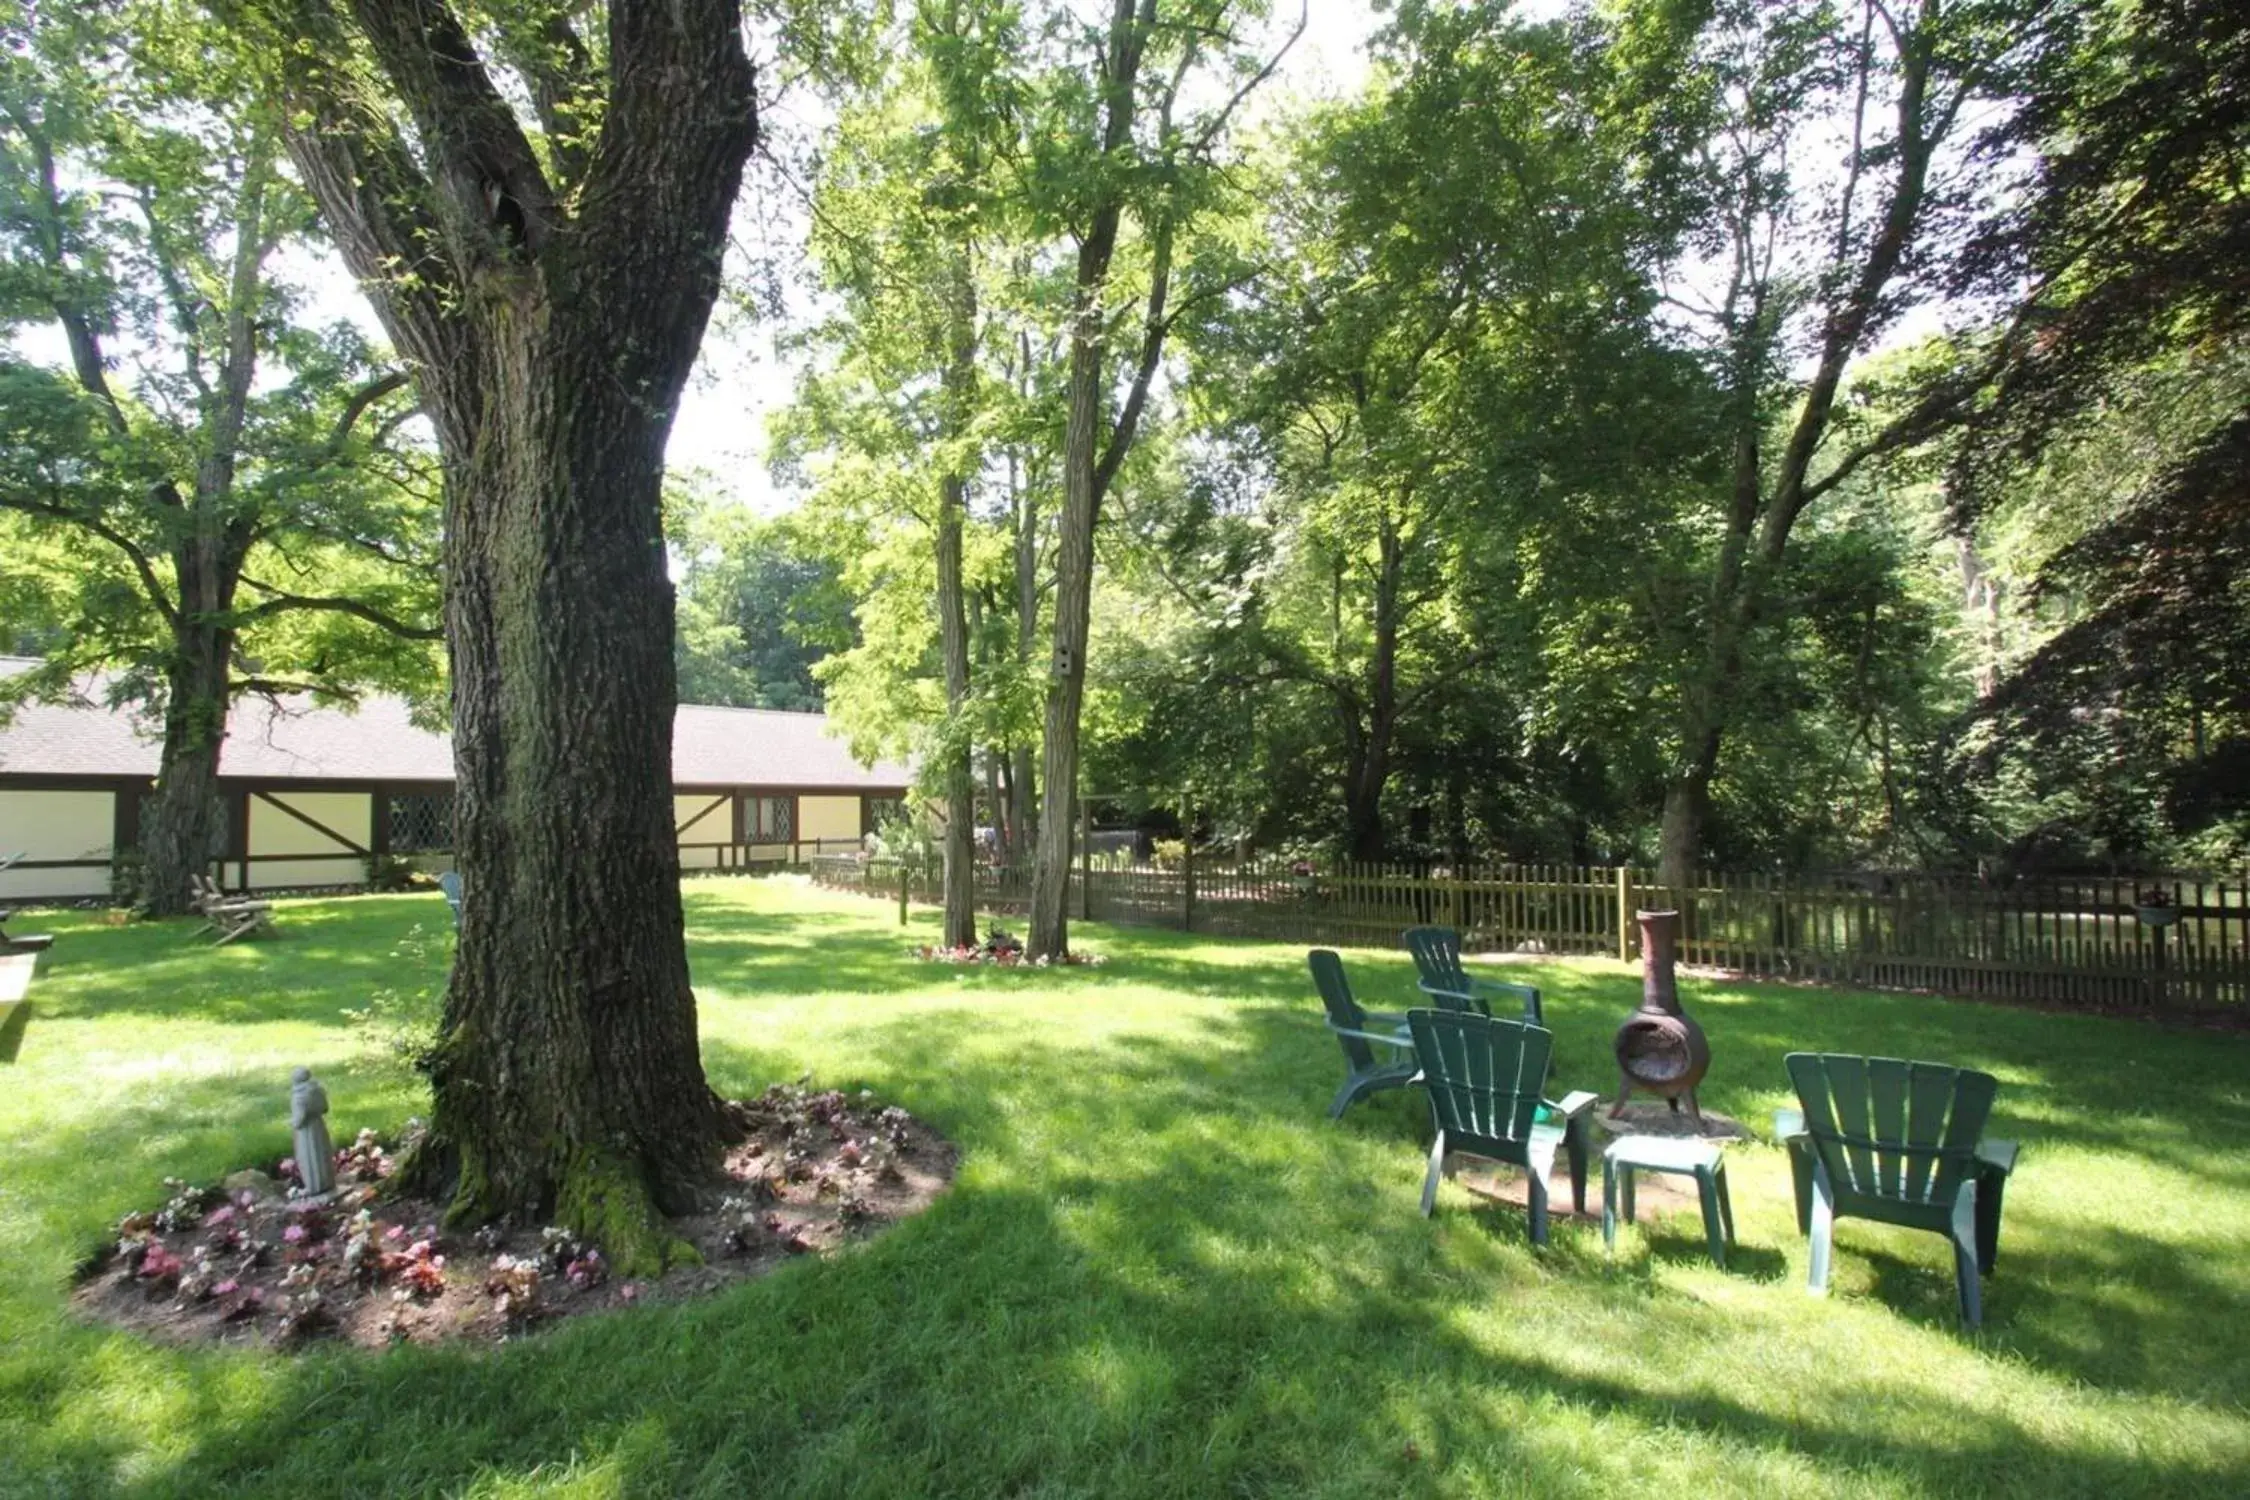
[[135, 792, 230, 858], [744, 794, 794, 842], [865, 796, 906, 833], [387, 791, 455, 853]]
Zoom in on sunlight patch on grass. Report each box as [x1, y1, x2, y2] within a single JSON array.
[[3, 876, 2249, 1496]]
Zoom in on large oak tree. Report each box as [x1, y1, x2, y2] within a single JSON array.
[[1, 0, 439, 916], [229, 0, 761, 1269]]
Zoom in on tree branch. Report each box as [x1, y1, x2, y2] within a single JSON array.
[[250, 0, 481, 453], [0, 496, 183, 628], [495, 5, 600, 193], [323, 370, 415, 456], [344, 0, 561, 253], [235, 575, 444, 639], [1091, 214, 1174, 504]]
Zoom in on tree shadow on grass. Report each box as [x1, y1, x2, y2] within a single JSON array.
[[20, 897, 453, 1029], [8, 904, 2249, 1496], [34, 1003, 2233, 1499]]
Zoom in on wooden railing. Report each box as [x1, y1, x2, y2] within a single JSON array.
[[806, 855, 2250, 1012]]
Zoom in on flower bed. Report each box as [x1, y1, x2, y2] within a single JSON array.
[[74, 1086, 955, 1351], [914, 944, 1105, 967], [914, 926, 1104, 967]]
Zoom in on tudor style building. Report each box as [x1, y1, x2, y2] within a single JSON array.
[[0, 658, 910, 904]]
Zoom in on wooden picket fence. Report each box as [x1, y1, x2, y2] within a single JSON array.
[[806, 855, 2250, 1013]]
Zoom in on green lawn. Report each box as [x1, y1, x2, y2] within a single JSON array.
[[3, 878, 2247, 1498]]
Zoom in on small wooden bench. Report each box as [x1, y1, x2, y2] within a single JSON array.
[[189, 875, 275, 945]]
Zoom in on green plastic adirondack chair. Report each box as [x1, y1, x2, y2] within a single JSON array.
[[1779, 1052, 2021, 1328], [1308, 950, 1419, 1119], [1408, 1008, 1598, 1244], [1401, 926, 1544, 1026]]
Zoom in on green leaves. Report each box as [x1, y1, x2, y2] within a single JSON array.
[[0, 0, 441, 718]]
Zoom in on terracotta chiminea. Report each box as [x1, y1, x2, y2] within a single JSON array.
[[1610, 909, 1710, 1124]]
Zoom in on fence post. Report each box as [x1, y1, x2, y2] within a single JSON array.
[[1181, 839, 1196, 933], [898, 863, 909, 927], [1616, 866, 1631, 962]]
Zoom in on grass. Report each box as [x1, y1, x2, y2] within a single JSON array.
[[2, 877, 2248, 1498]]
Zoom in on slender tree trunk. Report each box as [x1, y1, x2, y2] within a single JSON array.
[[1659, 19, 1942, 882], [1028, 0, 1166, 960], [934, 257, 979, 949], [935, 483, 977, 948], [1339, 514, 1403, 864], [1010, 449, 1040, 860], [1657, 746, 1717, 891], [1028, 323, 1102, 957]]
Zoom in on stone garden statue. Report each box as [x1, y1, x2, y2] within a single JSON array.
[[290, 1067, 335, 1197]]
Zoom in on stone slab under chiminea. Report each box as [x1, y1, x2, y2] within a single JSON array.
[[1610, 909, 1711, 1124]]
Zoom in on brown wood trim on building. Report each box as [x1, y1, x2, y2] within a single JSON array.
[[673, 794, 731, 839], [112, 783, 139, 858], [251, 789, 372, 857], [229, 788, 251, 890]]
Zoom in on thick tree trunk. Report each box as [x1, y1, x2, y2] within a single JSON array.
[[1656, 772, 1705, 892], [269, 0, 761, 1274], [432, 310, 727, 1270], [138, 631, 235, 916]]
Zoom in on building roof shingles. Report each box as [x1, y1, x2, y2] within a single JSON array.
[[0, 659, 909, 791]]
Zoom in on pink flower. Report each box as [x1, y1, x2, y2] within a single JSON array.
[[282, 1225, 306, 1244], [385, 1224, 406, 1240], [277, 1158, 298, 1179], [212, 1279, 239, 1296], [205, 1205, 236, 1226]]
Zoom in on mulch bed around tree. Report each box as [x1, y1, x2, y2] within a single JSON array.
[[73, 1084, 956, 1352], [912, 924, 1105, 967]]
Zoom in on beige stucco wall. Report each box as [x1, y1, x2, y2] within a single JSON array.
[[673, 793, 730, 841], [246, 791, 372, 889], [798, 795, 861, 845], [0, 789, 115, 899]]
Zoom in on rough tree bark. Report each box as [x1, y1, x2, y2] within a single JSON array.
[[255, 0, 759, 1272]]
